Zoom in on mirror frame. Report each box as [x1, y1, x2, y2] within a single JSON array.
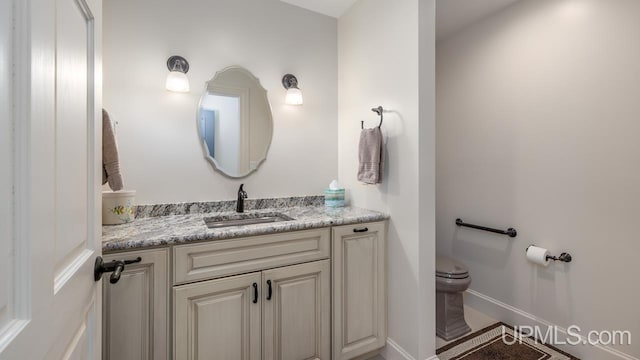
[[197, 66, 274, 178]]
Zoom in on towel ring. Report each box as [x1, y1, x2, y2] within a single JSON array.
[[361, 106, 384, 129]]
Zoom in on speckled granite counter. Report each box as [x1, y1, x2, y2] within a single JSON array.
[[102, 205, 389, 252]]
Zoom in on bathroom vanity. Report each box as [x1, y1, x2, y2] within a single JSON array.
[[101, 202, 388, 360]]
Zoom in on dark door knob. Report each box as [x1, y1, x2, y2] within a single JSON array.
[[94, 256, 142, 284]]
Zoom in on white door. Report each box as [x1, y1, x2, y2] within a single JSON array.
[[0, 0, 102, 358]]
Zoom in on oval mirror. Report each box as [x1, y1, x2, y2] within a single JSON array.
[[197, 66, 273, 178]]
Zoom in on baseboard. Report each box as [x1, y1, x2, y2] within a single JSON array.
[[381, 338, 416, 360], [379, 338, 440, 360], [465, 289, 638, 360]]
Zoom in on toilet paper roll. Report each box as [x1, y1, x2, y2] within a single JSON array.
[[526, 246, 551, 267]]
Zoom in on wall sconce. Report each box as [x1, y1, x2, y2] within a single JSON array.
[[282, 74, 303, 105], [165, 55, 190, 93]]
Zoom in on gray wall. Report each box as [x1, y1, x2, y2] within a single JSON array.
[[437, 1, 640, 358], [338, 0, 437, 358], [103, 0, 338, 204]]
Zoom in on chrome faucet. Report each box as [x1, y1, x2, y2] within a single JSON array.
[[236, 184, 248, 213]]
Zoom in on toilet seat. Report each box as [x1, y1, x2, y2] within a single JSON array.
[[436, 256, 470, 279], [436, 271, 469, 279], [436, 275, 471, 293]]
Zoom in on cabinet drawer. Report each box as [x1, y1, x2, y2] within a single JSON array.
[[173, 228, 330, 285]]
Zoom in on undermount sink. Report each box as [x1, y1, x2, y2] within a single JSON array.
[[203, 212, 295, 229]]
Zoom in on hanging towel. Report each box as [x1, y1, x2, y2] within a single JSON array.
[[357, 127, 384, 184], [102, 109, 124, 191]]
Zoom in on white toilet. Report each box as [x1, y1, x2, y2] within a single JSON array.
[[436, 256, 472, 341]]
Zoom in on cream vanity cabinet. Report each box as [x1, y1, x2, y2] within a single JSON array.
[[102, 248, 170, 360], [174, 259, 331, 360], [172, 228, 332, 360], [103, 220, 386, 360]]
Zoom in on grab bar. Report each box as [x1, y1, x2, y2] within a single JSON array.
[[455, 218, 517, 238]]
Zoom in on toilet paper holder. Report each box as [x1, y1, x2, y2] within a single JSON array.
[[526, 245, 573, 263]]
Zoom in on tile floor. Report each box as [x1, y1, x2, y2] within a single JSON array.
[[367, 305, 497, 359]]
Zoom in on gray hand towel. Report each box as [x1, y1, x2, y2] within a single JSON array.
[[357, 127, 384, 184], [102, 109, 124, 191]]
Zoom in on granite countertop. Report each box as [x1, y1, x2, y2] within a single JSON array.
[[102, 205, 389, 252]]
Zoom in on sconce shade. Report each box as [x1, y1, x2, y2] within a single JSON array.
[[166, 71, 190, 92], [285, 87, 303, 105], [282, 73, 303, 105], [166, 55, 190, 93]]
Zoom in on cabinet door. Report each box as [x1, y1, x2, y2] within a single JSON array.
[[103, 248, 170, 360], [174, 272, 262, 360], [332, 221, 387, 360], [262, 260, 331, 360]]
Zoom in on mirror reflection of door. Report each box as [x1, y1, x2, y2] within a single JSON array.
[[200, 92, 246, 175], [197, 66, 273, 178], [200, 109, 216, 158]]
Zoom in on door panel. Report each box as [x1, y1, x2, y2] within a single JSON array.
[[262, 260, 330, 360], [174, 272, 261, 360], [0, 0, 13, 333], [106, 268, 150, 358], [0, 0, 102, 358], [61, 323, 89, 360], [47, 304, 94, 359], [345, 236, 376, 344], [53, 0, 94, 286], [51, 0, 102, 355]]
